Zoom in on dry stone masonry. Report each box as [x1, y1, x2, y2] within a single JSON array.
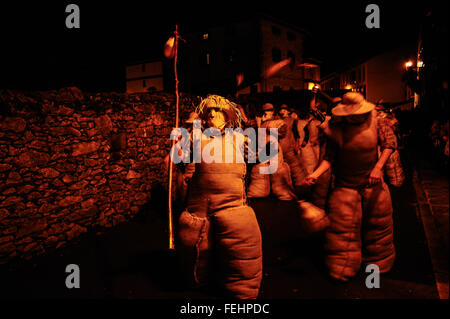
[[0, 87, 198, 264]]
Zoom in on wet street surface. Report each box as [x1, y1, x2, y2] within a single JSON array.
[[0, 150, 444, 300]]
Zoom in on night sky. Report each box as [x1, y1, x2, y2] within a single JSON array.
[[0, 1, 441, 92]]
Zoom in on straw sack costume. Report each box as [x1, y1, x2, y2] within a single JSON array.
[[277, 105, 307, 190], [176, 95, 262, 299], [247, 103, 295, 201], [308, 92, 397, 282]]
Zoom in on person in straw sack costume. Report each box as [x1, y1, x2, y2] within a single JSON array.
[[277, 104, 308, 196], [297, 96, 336, 210], [247, 103, 297, 201], [305, 92, 397, 282], [176, 95, 262, 299]]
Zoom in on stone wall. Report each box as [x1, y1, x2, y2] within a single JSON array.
[[0, 87, 198, 264]]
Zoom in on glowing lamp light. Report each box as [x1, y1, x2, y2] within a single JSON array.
[[308, 82, 315, 90], [164, 37, 176, 59], [344, 84, 353, 90], [417, 60, 424, 68], [405, 61, 413, 69]]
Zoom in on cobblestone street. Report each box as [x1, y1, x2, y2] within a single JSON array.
[[409, 147, 449, 299]]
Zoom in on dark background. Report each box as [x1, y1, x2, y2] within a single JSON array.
[[0, 1, 441, 92]]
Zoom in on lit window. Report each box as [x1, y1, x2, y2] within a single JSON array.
[[206, 53, 210, 65], [203, 33, 209, 40]]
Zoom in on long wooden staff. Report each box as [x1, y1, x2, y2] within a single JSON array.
[[167, 25, 180, 250]]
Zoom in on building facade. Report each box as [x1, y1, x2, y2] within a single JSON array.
[[321, 45, 416, 110], [125, 61, 164, 93], [182, 14, 316, 96]]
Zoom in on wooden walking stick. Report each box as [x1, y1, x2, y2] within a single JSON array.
[[166, 25, 180, 250]]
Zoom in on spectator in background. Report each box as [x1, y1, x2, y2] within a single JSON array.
[[440, 120, 449, 172], [430, 120, 441, 149], [428, 119, 449, 173]]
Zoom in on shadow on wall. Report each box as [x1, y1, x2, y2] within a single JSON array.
[[132, 183, 170, 224]]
